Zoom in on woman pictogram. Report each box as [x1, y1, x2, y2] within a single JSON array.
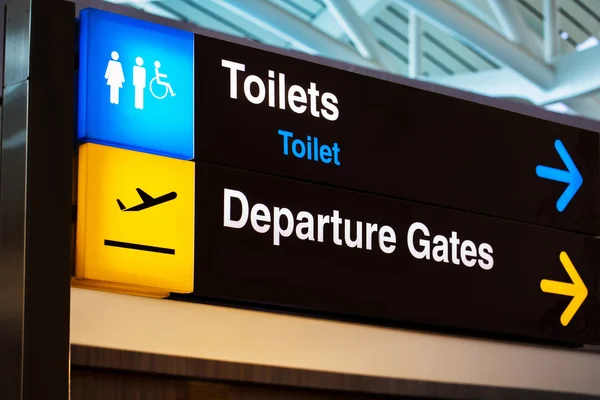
[[105, 51, 125, 105]]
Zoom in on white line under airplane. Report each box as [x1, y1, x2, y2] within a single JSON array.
[[117, 188, 177, 211]]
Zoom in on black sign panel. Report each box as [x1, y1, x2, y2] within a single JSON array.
[[186, 162, 600, 346], [194, 34, 600, 235]]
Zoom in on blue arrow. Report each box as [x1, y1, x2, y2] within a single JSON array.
[[536, 139, 582, 212]]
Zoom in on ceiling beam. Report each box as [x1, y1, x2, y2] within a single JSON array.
[[562, 97, 600, 119], [211, 0, 380, 70], [543, 0, 558, 64], [395, 0, 598, 119], [407, 9, 421, 78], [450, 0, 501, 32], [312, 0, 383, 42], [425, 42, 600, 105], [122, 1, 184, 21], [487, 0, 543, 57], [323, 0, 398, 72], [393, 0, 554, 88]]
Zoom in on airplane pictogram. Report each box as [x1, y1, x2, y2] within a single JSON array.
[[117, 188, 177, 211], [106, 187, 179, 255]]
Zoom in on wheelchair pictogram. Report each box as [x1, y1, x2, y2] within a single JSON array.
[[149, 61, 176, 100]]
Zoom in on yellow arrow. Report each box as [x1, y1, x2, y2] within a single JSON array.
[[540, 251, 588, 326]]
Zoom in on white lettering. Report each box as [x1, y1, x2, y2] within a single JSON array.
[[432, 235, 449, 263], [344, 220, 362, 249], [296, 211, 315, 241], [222, 188, 395, 254], [365, 223, 378, 251], [221, 59, 245, 99], [460, 240, 477, 267], [407, 222, 495, 270], [250, 203, 271, 233], [379, 225, 396, 254], [407, 222, 430, 259], [288, 85, 307, 114], [243, 75, 266, 104], [321, 92, 339, 121], [223, 189, 248, 229], [317, 214, 330, 243], [273, 207, 294, 246], [478, 243, 494, 270], [221, 60, 339, 121]]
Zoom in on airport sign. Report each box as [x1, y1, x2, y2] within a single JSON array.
[[74, 10, 600, 346]]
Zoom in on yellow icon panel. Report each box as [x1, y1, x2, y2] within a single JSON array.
[[75, 143, 194, 296]]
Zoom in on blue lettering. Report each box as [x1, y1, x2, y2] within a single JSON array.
[[320, 145, 332, 163], [279, 130, 339, 166], [332, 142, 341, 166], [292, 139, 306, 158], [278, 129, 293, 155]]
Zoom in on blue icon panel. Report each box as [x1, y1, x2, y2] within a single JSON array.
[[78, 9, 194, 159]]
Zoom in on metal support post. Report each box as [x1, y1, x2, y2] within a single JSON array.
[[408, 8, 421, 78], [544, 0, 558, 64], [0, 0, 75, 399]]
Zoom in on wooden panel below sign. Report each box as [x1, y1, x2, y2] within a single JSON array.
[[70, 370, 434, 400], [70, 345, 599, 400]]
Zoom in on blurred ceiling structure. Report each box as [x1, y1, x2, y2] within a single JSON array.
[[105, 0, 600, 121]]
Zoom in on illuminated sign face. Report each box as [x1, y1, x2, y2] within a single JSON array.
[[191, 163, 599, 345], [75, 143, 195, 295], [78, 9, 194, 159]]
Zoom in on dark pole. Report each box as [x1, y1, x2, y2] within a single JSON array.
[[0, 0, 75, 399]]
